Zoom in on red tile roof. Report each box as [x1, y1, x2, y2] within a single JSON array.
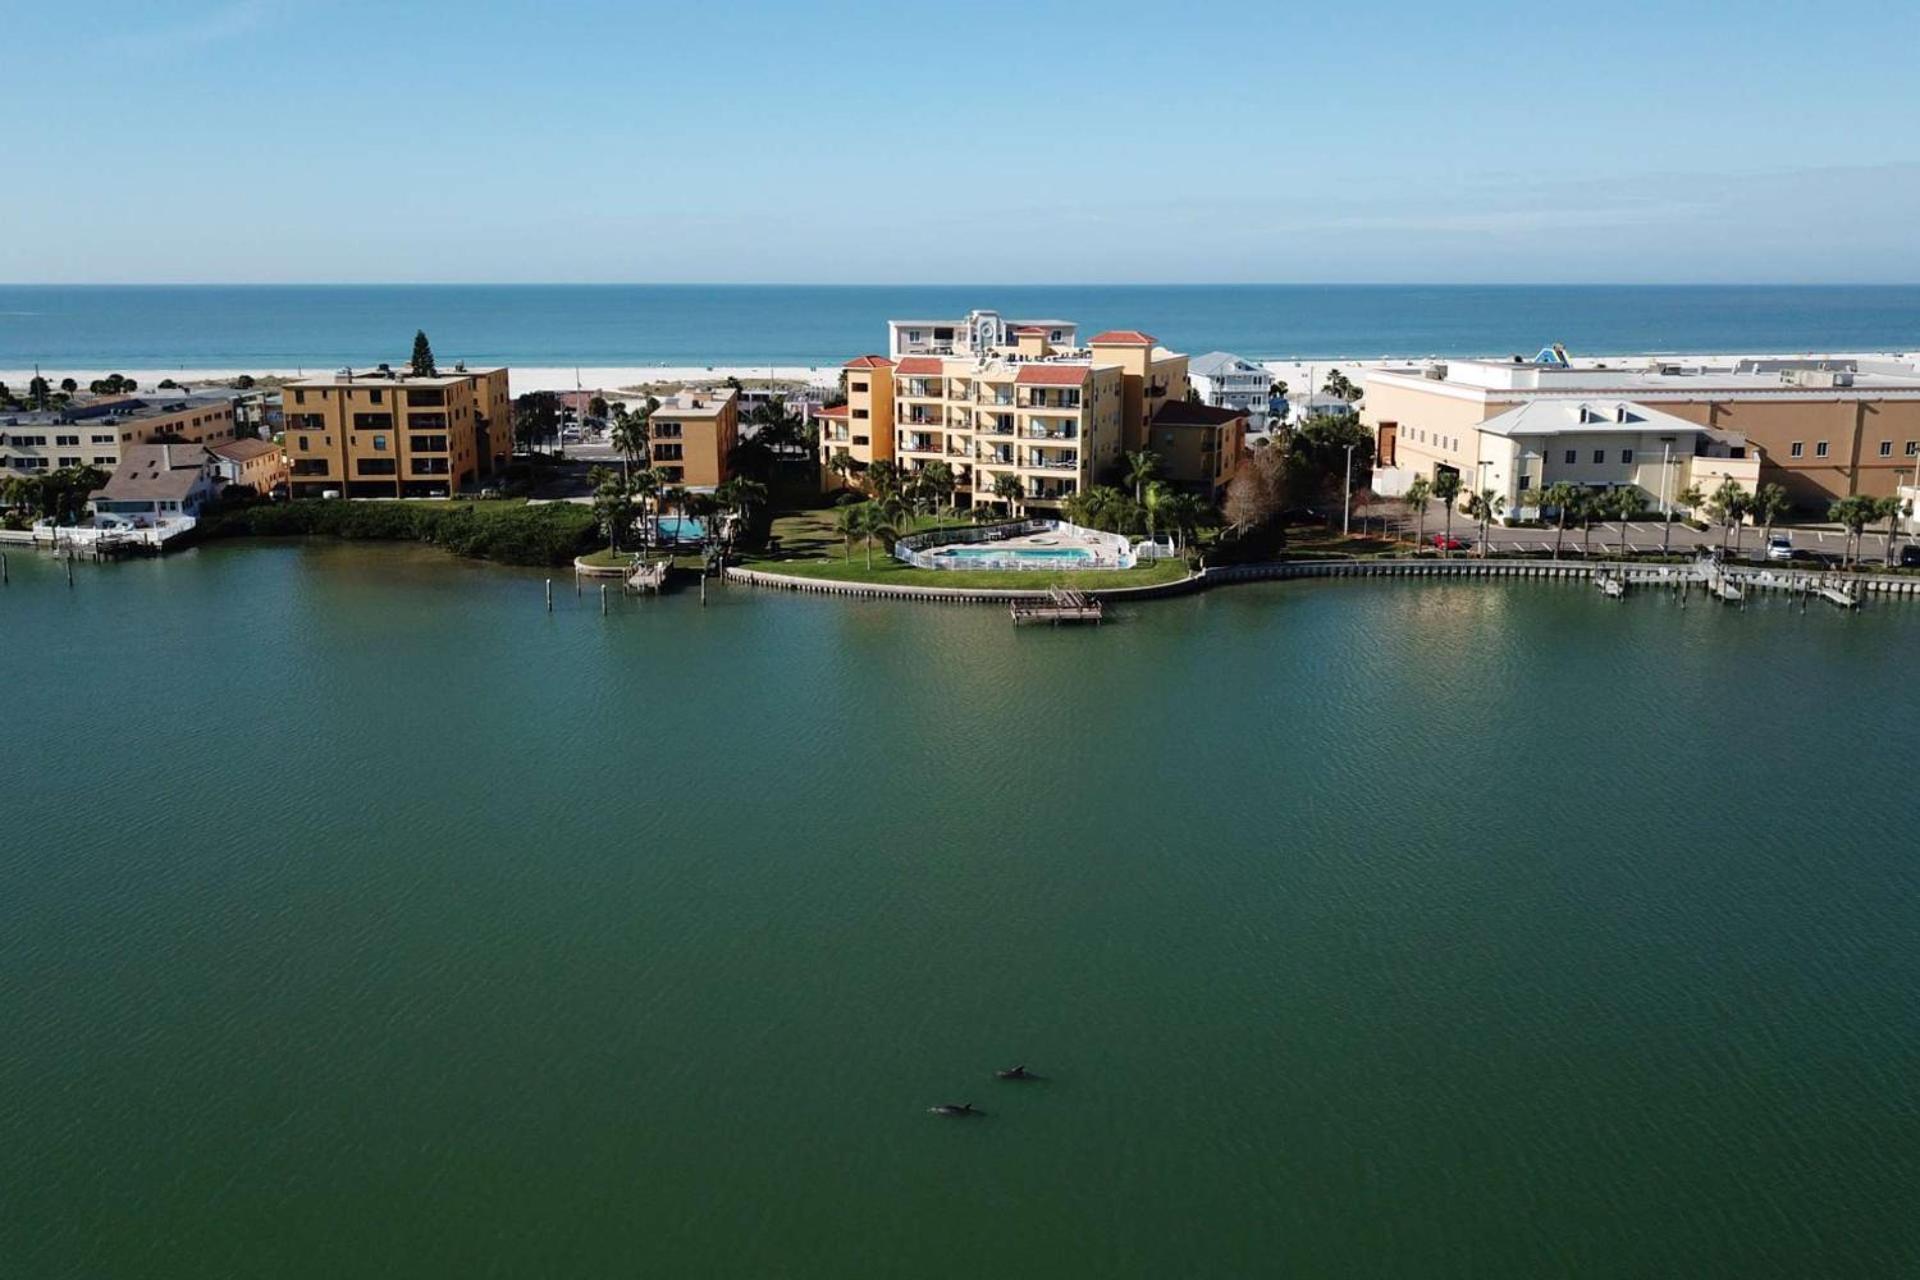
[[1011, 325, 1048, 334], [844, 354, 894, 369], [1088, 329, 1157, 346], [816, 403, 851, 418], [1015, 364, 1092, 386], [895, 356, 945, 375]]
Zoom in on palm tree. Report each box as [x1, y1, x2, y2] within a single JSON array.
[[1706, 479, 1749, 554], [1162, 491, 1205, 551], [1403, 475, 1432, 548], [609, 411, 648, 486], [1607, 485, 1640, 557], [917, 460, 955, 514], [1124, 450, 1161, 503], [1575, 489, 1599, 557], [1538, 481, 1580, 559], [991, 472, 1023, 516], [1828, 495, 1874, 567], [1465, 487, 1505, 556], [828, 449, 855, 491], [1431, 470, 1462, 551], [1878, 495, 1912, 564], [1141, 481, 1173, 545], [833, 504, 860, 561], [1750, 483, 1789, 554], [1671, 482, 1706, 554]]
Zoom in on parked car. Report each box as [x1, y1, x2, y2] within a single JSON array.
[[1900, 544, 1920, 567], [1765, 533, 1794, 561], [1429, 533, 1472, 551]]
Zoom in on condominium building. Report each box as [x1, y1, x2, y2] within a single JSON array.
[[2, 393, 241, 478], [818, 311, 1190, 514], [1187, 351, 1273, 432], [281, 365, 510, 499], [1366, 352, 1920, 511], [648, 387, 739, 488], [1146, 401, 1247, 500], [209, 437, 288, 496]]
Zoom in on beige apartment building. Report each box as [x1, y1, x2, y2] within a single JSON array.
[[819, 310, 1190, 514], [282, 365, 510, 499], [2, 393, 241, 479], [648, 386, 738, 488], [1366, 353, 1920, 512]]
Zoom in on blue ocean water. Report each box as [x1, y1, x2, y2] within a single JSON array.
[[1, 284, 1917, 370]]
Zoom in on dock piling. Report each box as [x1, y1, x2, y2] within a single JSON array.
[[600, 583, 608, 616], [545, 578, 553, 612]]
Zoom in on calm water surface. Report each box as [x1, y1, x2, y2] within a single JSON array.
[[3, 545, 1918, 1277]]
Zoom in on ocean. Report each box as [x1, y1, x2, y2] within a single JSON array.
[[2, 284, 1918, 371]]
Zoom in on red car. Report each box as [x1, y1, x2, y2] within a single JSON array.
[[1429, 533, 1472, 550]]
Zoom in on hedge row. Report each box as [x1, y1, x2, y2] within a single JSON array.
[[199, 500, 600, 566]]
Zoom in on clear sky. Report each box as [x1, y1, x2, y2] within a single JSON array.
[[8, 0, 1918, 284]]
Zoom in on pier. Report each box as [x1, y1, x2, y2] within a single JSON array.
[[1010, 588, 1104, 626]]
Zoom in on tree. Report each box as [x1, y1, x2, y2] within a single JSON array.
[[1670, 482, 1706, 553], [1162, 491, 1206, 551], [609, 409, 648, 486], [1124, 449, 1161, 503], [59, 377, 77, 395], [915, 460, 955, 514], [410, 330, 436, 377], [1538, 481, 1580, 559], [588, 395, 609, 421], [27, 376, 52, 408], [715, 476, 768, 528], [1322, 368, 1359, 401], [1749, 483, 1789, 555], [1465, 487, 1505, 556], [1607, 485, 1641, 557], [232, 374, 255, 390], [828, 449, 855, 491], [1141, 481, 1173, 544], [833, 504, 860, 561], [990, 472, 1023, 515], [865, 459, 902, 504], [1431, 469, 1462, 549], [1827, 495, 1875, 567], [1223, 449, 1283, 533], [592, 478, 636, 553], [1269, 379, 1289, 401], [1878, 494, 1912, 564], [1403, 475, 1432, 548], [1706, 479, 1749, 554], [513, 392, 561, 454]]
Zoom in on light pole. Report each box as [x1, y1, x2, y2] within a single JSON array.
[[1342, 443, 1355, 535], [1476, 458, 1492, 556], [1659, 443, 1676, 554]]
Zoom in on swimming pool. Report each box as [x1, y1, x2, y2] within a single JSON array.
[[931, 546, 1093, 563], [651, 516, 707, 542]]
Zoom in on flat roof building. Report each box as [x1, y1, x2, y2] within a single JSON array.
[[648, 387, 739, 489], [1365, 353, 1920, 510], [2, 393, 242, 479], [281, 365, 510, 499]]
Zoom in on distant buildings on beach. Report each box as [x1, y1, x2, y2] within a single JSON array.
[[1366, 352, 1920, 512], [2, 392, 243, 479]]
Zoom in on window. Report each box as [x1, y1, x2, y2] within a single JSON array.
[[356, 458, 397, 476], [91, 434, 114, 444], [1621, 449, 1633, 464], [1518, 475, 1532, 491], [906, 330, 920, 342], [56, 434, 79, 446], [1051, 330, 1063, 342], [408, 389, 445, 407], [1593, 449, 1605, 464], [369, 389, 383, 404], [1815, 441, 1829, 458], [1879, 440, 1893, 457], [653, 443, 683, 461], [293, 389, 306, 405], [58, 455, 80, 467], [1907, 442, 1918, 457], [851, 381, 867, 393], [410, 435, 448, 453], [853, 409, 869, 420], [1563, 449, 1576, 464], [371, 434, 388, 451], [92, 455, 113, 465], [1790, 441, 1804, 458], [354, 413, 392, 430]]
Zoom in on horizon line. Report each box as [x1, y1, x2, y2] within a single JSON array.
[[6, 280, 1920, 290]]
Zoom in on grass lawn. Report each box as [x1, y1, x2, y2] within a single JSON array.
[[744, 509, 1191, 590]]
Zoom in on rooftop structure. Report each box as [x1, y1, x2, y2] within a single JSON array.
[[1187, 351, 1273, 431], [887, 311, 1077, 360]]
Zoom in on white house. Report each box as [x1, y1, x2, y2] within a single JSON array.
[[90, 443, 223, 529], [1187, 351, 1273, 432]]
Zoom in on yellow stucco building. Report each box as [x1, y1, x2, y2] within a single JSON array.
[[282, 365, 510, 499]]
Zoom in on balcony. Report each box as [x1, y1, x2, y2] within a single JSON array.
[[1024, 455, 1080, 472], [900, 410, 941, 426], [902, 434, 941, 453], [1024, 424, 1077, 441], [980, 449, 1015, 465]]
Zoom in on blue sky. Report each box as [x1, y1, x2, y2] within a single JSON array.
[[7, 0, 1918, 283]]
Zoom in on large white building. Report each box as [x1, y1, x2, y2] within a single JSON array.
[[886, 311, 1077, 361], [1186, 351, 1272, 432]]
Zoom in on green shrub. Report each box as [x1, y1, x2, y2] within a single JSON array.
[[199, 500, 598, 566]]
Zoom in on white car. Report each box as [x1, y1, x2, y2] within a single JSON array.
[[1765, 534, 1794, 561]]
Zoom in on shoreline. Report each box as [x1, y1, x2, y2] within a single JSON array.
[[7, 349, 1919, 397]]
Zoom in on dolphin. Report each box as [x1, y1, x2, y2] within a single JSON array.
[[929, 1103, 980, 1117], [995, 1065, 1037, 1081]]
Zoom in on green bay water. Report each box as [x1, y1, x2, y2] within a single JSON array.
[[3, 545, 1918, 1277]]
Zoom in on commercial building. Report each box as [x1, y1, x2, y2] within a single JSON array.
[[1146, 401, 1247, 500], [1187, 352, 1273, 432], [647, 387, 739, 488], [1365, 353, 1920, 512], [2, 393, 242, 479], [818, 311, 1190, 515], [209, 437, 288, 496], [281, 365, 511, 499]]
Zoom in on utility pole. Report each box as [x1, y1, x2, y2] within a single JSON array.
[[1342, 443, 1355, 535]]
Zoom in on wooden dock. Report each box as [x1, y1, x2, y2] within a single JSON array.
[[1010, 587, 1103, 627], [1815, 583, 1860, 610], [624, 560, 669, 595]]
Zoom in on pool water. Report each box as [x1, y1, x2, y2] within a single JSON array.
[[653, 516, 706, 542], [933, 546, 1092, 562]]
